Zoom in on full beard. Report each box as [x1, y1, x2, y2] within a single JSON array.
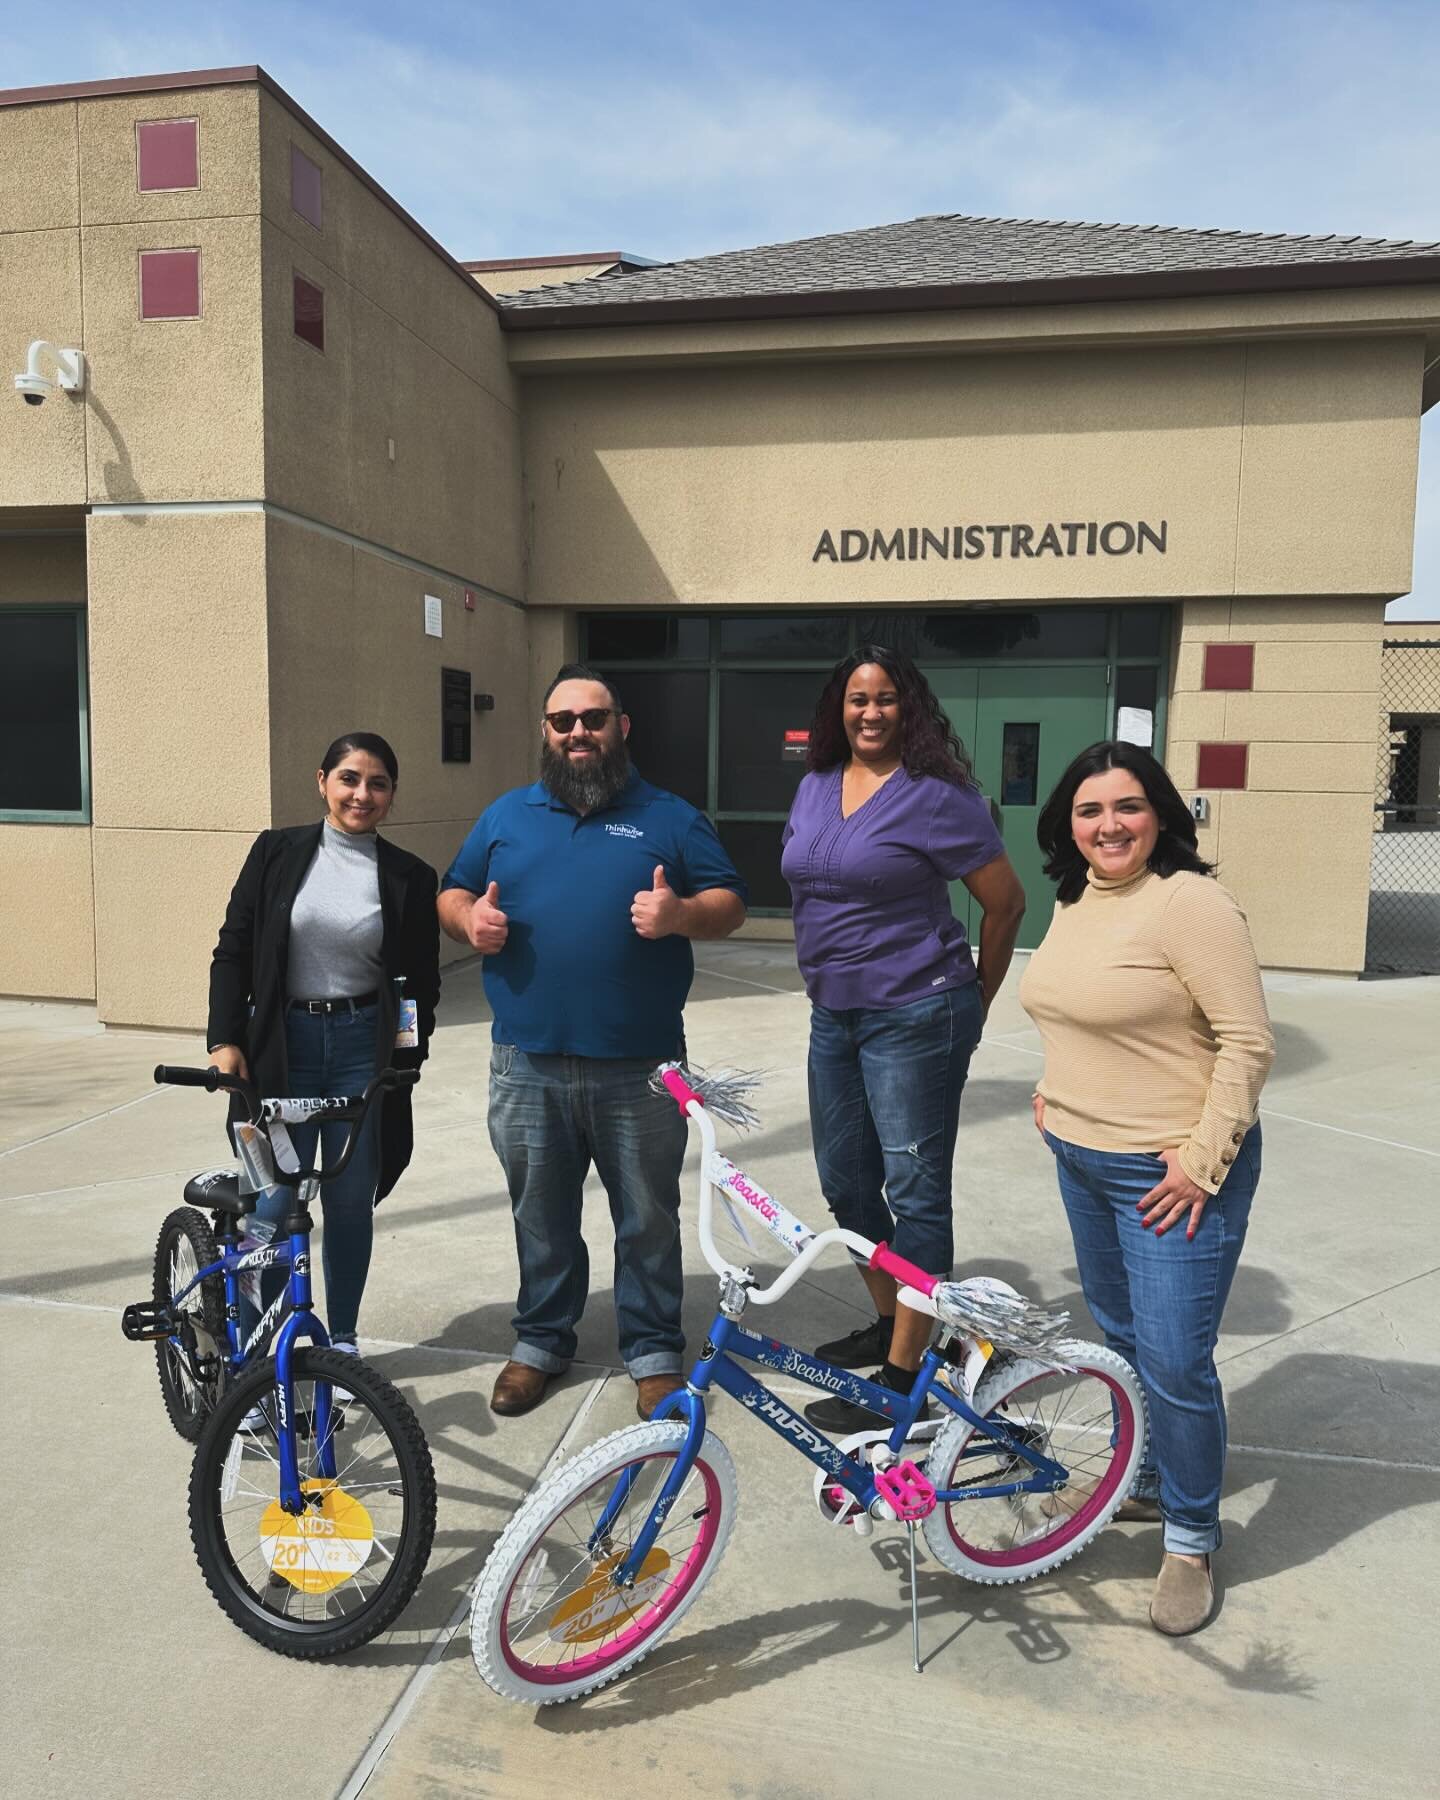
[[540, 737, 632, 812]]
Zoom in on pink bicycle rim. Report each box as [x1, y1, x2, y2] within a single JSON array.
[[500, 1454, 723, 1685], [944, 1366, 1137, 1568]]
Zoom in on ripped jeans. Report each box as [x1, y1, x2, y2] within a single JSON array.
[[807, 983, 984, 1277]]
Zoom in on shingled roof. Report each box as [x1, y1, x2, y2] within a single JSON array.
[[496, 211, 1440, 328]]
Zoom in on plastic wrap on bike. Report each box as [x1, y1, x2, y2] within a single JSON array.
[[709, 1154, 816, 1259], [933, 1276, 1072, 1366], [649, 1062, 763, 1132], [260, 1095, 360, 1123]]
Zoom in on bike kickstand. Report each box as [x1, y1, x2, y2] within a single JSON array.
[[907, 1520, 923, 1674]]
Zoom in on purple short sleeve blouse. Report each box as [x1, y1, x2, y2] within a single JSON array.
[[781, 767, 1004, 1010]]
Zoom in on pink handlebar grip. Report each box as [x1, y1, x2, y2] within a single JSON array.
[[868, 1242, 938, 1296], [661, 1069, 704, 1113]]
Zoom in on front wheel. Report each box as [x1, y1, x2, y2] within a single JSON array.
[[922, 1341, 1147, 1583], [153, 1207, 227, 1441], [471, 1420, 737, 1704], [189, 1347, 436, 1656]]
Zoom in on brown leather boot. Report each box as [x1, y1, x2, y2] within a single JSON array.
[[1150, 1553, 1215, 1635], [490, 1360, 553, 1416], [635, 1375, 682, 1420]]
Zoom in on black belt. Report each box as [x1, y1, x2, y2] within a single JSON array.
[[287, 991, 379, 1015]]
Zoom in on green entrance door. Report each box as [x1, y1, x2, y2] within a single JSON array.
[[969, 666, 1110, 949]]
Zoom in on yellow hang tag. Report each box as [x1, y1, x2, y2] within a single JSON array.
[[260, 1480, 374, 1593]]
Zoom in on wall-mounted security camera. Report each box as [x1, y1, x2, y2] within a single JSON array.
[[14, 340, 86, 408]]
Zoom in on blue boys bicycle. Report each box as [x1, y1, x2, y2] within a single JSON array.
[[122, 1064, 436, 1657], [470, 1067, 1147, 1703]]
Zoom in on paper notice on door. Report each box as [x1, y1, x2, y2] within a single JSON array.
[[1117, 706, 1153, 748]]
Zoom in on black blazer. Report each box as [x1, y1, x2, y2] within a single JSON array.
[[208, 823, 441, 1200]]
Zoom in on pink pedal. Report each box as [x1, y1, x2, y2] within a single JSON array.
[[874, 1460, 937, 1521]]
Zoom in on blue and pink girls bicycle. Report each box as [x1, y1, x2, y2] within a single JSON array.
[[469, 1067, 1148, 1703]]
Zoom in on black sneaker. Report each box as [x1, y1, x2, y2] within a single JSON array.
[[803, 1368, 931, 1434], [814, 1316, 893, 1368]]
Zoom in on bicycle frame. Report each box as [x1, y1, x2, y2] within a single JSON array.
[[164, 1185, 337, 1510], [604, 1315, 1068, 1586]]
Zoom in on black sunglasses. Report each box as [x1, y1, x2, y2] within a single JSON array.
[[543, 707, 618, 733]]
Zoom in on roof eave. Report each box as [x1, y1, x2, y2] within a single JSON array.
[[498, 256, 1440, 331]]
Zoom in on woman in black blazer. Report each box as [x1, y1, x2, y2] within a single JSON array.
[[207, 731, 441, 1354]]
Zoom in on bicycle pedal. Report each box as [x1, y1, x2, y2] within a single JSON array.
[[874, 1460, 938, 1522], [121, 1300, 173, 1342]]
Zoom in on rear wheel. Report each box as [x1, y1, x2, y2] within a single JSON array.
[[189, 1347, 436, 1656], [471, 1421, 737, 1704], [922, 1342, 1147, 1583], [153, 1207, 227, 1441]]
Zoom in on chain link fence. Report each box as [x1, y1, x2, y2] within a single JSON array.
[[1366, 639, 1440, 975]]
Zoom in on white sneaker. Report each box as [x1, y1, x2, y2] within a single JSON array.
[[331, 1339, 360, 1403]]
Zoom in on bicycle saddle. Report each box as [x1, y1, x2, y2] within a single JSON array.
[[183, 1167, 254, 1216]]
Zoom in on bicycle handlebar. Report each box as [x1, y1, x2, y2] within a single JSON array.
[[660, 1068, 704, 1112], [868, 1243, 938, 1298], [153, 1065, 417, 1188]]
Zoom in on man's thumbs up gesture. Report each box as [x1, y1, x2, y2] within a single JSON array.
[[466, 879, 509, 954], [631, 864, 684, 940]]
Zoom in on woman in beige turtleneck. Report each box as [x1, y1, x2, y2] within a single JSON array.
[[1020, 741, 1274, 1638]]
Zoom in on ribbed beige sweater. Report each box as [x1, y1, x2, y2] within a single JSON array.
[[1019, 868, 1275, 1193]]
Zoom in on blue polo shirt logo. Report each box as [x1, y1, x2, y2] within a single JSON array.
[[441, 772, 746, 1060]]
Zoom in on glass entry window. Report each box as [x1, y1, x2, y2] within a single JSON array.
[[0, 608, 90, 821], [582, 607, 1169, 917]]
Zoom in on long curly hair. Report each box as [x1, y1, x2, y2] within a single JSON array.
[[1037, 740, 1214, 904], [806, 645, 975, 785]]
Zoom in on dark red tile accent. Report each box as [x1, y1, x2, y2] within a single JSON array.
[[1196, 743, 1248, 789], [293, 274, 325, 350], [290, 144, 323, 228], [1203, 642, 1255, 690], [138, 248, 201, 319], [136, 117, 199, 190]]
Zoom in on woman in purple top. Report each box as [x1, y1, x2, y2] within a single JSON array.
[[781, 646, 1027, 1431]]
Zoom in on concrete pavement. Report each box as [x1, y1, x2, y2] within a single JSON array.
[[1, 950, 1437, 1798]]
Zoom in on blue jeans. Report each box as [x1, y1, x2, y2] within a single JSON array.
[[247, 1002, 383, 1344], [807, 983, 984, 1276], [1046, 1124, 1262, 1556], [486, 1047, 689, 1379]]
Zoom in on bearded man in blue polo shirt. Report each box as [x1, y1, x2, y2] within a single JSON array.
[[439, 665, 748, 1421]]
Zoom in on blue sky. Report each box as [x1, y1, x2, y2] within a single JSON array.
[[9, 0, 1438, 614]]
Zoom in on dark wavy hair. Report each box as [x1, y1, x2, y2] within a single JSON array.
[[806, 645, 974, 785], [1037, 740, 1213, 904], [320, 731, 398, 784]]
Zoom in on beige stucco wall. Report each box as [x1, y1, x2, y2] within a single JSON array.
[[1167, 595, 1387, 972], [256, 91, 523, 598], [263, 514, 532, 967], [0, 103, 86, 505], [520, 337, 1423, 608], [0, 824, 96, 999], [0, 531, 94, 998], [0, 87, 267, 508], [86, 509, 271, 1025]]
